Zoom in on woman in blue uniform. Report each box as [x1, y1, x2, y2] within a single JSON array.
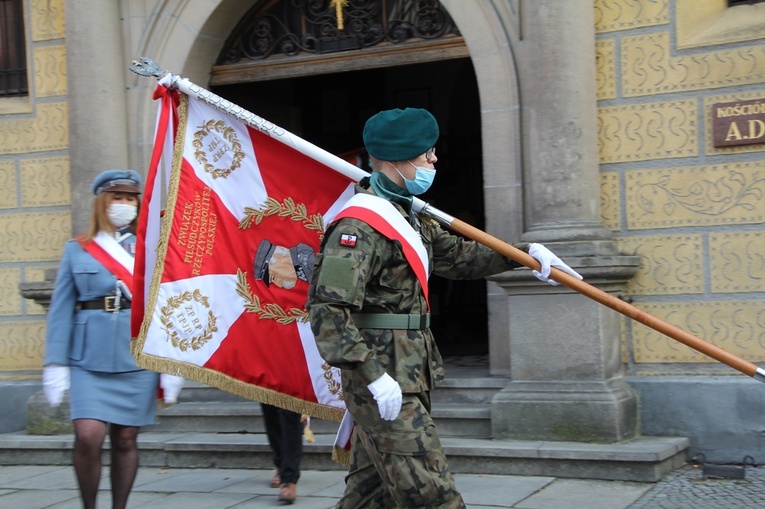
[[42, 170, 183, 509]]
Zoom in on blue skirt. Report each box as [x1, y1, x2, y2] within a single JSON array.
[[70, 367, 159, 426]]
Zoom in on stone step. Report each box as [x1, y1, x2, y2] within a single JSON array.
[[150, 402, 335, 434], [0, 431, 690, 482], [432, 377, 512, 405], [150, 401, 492, 438], [12, 363, 691, 482], [150, 377, 508, 439], [178, 377, 510, 405]]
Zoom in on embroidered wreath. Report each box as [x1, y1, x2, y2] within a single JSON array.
[[322, 362, 344, 401], [160, 289, 218, 352], [238, 197, 325, 238], [193, 119, 245, 179]]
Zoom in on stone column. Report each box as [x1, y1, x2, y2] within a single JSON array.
[[65, 0, 130, 235], [490, 0, 642, 442], [519, 0, 612, 251], [490, 261, 640, 442]]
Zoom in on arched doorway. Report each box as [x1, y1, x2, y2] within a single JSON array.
[[209, 1, 489, 355]]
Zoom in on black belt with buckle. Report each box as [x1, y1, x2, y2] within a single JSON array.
[[80, 296, 129, 312]]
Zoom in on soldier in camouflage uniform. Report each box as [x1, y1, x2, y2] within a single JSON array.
[[307, 108, 581, 508]]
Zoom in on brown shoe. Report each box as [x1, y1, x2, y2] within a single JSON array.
[[278, 482, 297, 504], [270, 471, 281, 488]]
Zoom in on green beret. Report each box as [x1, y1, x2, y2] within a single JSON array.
[[91, 169, 142, 195], [363, 108, 439, 161]]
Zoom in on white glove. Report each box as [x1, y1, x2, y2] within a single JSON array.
[[367, 373, 402, 421], [528, 243, 583, 286], [42, 365, 70, 407], [160, 374, 184, 404]]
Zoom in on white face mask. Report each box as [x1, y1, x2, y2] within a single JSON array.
[[107, 203, 138, 228]]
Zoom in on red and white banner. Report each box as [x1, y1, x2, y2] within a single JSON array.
[[131, 84, 358, 421]]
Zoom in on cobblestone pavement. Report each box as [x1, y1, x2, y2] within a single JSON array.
[[628, 463, 765, 509]]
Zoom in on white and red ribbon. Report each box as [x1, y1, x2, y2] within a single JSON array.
[[77, 231, 134, 294], [333, 193, 430, 307]]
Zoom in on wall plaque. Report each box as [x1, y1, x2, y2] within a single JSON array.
[[713, 99, 765, 147]]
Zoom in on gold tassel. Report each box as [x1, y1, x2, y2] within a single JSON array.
[[330, 0, 349, 30], [332, 445, 351, 466], [301, 414, 315, 443]]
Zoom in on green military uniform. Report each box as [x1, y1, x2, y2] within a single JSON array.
[[307, 177, 527, 508]]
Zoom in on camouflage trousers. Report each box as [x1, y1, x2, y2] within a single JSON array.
[[337, 391, 465, 509]]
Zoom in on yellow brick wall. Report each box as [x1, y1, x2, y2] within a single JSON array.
[[595, 0, 765, 372], [0, 0, 69, 378]]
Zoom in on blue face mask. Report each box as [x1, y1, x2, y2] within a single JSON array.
[[396, 162, 436, 195]]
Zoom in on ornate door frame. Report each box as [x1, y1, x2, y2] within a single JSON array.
[[124, 0, 522, 374]]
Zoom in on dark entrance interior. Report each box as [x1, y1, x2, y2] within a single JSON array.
[[212, 57, 488, 355]]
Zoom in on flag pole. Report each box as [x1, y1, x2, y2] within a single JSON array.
[[130, 57, 765, 384], [431, 212, 765, 383]]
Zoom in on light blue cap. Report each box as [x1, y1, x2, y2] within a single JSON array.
[[90, 170, 142, 195]]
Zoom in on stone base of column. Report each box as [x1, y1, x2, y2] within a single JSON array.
[[521, 221, 614, 246], [26, 391, 72, 435], [491, 379, 638, 442], [490, 248, 643, 444]]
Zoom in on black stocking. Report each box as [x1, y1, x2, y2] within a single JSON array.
[[109, 424, 140, 509], [72, 419, 107, 509]]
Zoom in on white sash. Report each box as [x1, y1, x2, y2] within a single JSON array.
[[336, 194, 428, 276], [93, 231, 135, 276]]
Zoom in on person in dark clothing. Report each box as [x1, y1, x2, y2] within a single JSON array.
[[261, 403, 304, 504]]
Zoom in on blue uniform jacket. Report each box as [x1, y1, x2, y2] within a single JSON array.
[[44, 236, 141, 373]]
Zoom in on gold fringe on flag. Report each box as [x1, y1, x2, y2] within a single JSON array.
[[134, 350, 345, 422]]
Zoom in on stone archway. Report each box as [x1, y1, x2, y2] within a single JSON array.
[[123, 0, 523, 373], [441, 0, 522, 374]]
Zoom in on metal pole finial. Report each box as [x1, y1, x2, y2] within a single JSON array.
[[129, 57, 169, 79]]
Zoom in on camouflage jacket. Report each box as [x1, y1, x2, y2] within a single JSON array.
[[307, 182, 527, 396]]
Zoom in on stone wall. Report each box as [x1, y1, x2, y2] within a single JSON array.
[[595, 0, 765, 375], [0, 0, 69, 382]]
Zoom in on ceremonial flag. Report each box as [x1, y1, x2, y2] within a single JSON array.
[[132, 77, 178, 338], [131, 80, 358, 421]]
